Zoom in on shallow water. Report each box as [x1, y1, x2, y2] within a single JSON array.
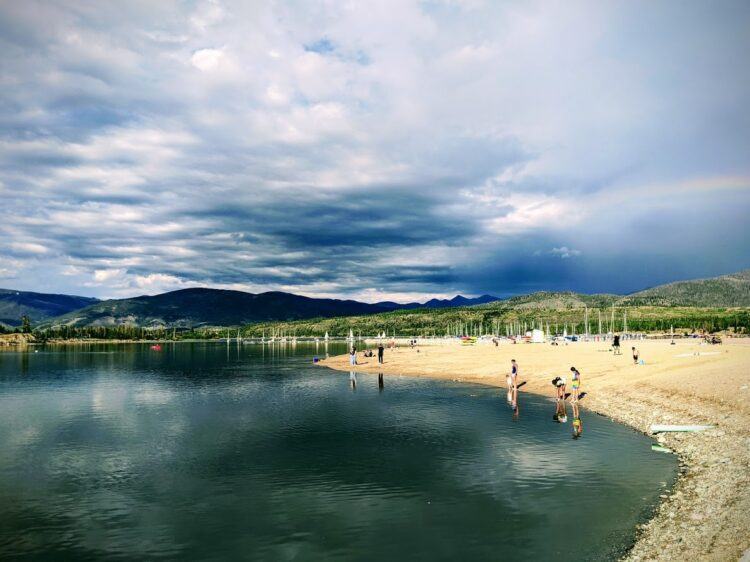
[[0, 343, 675, 561]]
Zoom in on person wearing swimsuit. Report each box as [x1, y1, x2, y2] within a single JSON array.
[[569, 366, 581, 402], [552, 376, 566, 401], [509, 359, 518, 406]]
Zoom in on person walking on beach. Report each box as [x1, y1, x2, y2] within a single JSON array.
[[632, 346, 639, 365], [569, 367, 581, 402], [377, 343, 384, 364], [349, 346, 357, 366], [613, 334, 621, 355]]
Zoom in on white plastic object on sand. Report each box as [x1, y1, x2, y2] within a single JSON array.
[[649, 424, 714, 434]]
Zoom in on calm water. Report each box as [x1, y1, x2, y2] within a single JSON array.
[[0, 343, 675, 561]]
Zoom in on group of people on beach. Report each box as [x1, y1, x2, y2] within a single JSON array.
[[613, 334, 641, 364], [506, 359, 583, 438], [349, 343, 385, 366]]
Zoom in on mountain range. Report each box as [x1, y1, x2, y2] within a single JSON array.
[[5, 289, 502, 328], [0, 289, 98, 327], [4, 269, 749, 328]]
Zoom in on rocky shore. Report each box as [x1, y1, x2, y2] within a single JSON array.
[[0, 333, 36, 346]]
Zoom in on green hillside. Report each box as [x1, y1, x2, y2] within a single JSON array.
[[43, 288, 402, 328], [31, 269, 750, 338], [0, 289, 98, 327], [237, 301, 749, 338], [620, 270, 750, 307]]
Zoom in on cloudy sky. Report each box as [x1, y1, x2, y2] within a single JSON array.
[[1, 0, 749, 301]]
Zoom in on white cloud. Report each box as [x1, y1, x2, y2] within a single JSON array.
[[0, 0, 748, 298], [190, 48, 226, 71], [10, 242, 48, 255], [93, 268, 127, 283], [190, 0, 227, 31], [549, 247, 582, 259]]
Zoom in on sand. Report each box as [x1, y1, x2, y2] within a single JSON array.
[[321, 338, 750, 561]]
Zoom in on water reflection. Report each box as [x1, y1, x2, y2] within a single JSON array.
[[572, 401, 583, 439], [0, 343, 673, 561], [553, 399, 568, 424]]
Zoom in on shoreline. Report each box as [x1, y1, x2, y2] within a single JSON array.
[[320, 340, 750, 561]]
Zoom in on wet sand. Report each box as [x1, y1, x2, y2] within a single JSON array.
[[321, 339, 750, 561]]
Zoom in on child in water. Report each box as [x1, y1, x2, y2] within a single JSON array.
[[569, 367, 581, 402]]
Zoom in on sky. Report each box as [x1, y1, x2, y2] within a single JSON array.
[[1, 0, 749, 302]]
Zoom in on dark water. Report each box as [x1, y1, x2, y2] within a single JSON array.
[[0, 343, 675, 561]]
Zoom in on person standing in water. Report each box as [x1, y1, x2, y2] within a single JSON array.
[[569, 366, 581, 402], [507, 359, 518, 404], [552, 375, 566, 401], [377, 342, 384, 364], [632, 346, 639, 364]]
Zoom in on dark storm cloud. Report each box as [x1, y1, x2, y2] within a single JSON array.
[[1, 0, 749, 300]]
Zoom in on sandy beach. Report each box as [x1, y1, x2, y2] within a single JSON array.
[[321, 339, 750, 561]]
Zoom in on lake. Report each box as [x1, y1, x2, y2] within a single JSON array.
[[0, 342, 675, 560]]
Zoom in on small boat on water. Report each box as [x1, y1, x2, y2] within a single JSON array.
[[150, 344, 162, 351]]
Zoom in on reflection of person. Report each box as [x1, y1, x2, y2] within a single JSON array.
[[349, 346, 357, 366], [377, 343, 384, 364], [569, 367, 581, 402], [349, 370, 356, 390], [553, 399, 568, 423], [378, 372, 384, 390], [571, 401, 583, 438], [632, 346, 639, 364]]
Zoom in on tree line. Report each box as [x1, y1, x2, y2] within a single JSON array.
[[20, 306, 750, 340]]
